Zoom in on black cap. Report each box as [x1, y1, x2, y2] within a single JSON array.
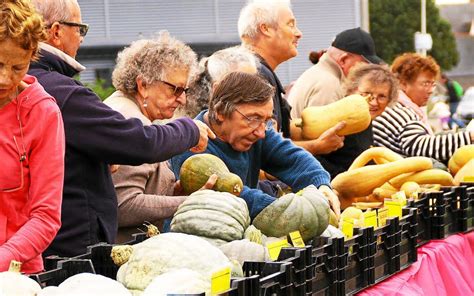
[[331, 27, 383, 64]]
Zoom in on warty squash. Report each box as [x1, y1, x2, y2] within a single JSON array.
[[170, 190, 250, 242], [293, 94, 371, 140], [332, 156, 433, 209], [180, 153, 243, 196], [252, 185, 329, 242]]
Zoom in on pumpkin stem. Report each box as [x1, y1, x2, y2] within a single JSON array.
[[143, 221, 160, 237], [293, 118, 303, 128], [111, 245, 134, 266], [8, 260, 21, 273]]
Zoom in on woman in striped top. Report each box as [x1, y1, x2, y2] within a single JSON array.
[[373, 53, 473, 163]]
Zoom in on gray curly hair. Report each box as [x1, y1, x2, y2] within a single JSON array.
[[112, 31, 197, 96]]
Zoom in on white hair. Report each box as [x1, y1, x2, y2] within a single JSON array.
[[237, 0, 291, 41], [30, 0, 79, 25], [206, 46, 259, 82]]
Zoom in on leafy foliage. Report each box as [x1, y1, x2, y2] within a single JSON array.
[[85, 78, 115, 101], [370, 0, 459, 70]]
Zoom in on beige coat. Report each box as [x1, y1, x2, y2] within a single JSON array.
[[288, 54, 345, 118], [104, 91, 186, 243]]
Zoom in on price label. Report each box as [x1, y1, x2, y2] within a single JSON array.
[[392, 191, 407, 206], [463, 176, 474, 182], [211, 267, 231, 295], [341, 217, 354, 239], [289, 231, 305, 248], [378, 207, 389, 227], [363, 210, 377, 229], [266, 239, 288, 261], [385, 200, 403, 219]]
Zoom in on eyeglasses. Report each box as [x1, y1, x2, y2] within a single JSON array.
[[159, 80, 189, 98], [418, 80, 437, 89], [58, 21, 89, 37], [360, 92, 389, 104], [235, 108, 273, 130]]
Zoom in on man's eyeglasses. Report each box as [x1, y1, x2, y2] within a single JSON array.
[[58, 21, 89, 37], [235, 108, 273, 130], [360, 92, 389, 104], [159, 80, 189, 98]]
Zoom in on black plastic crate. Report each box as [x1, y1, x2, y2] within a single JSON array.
[[278, 247, 310, 286], [336, 227, 372, 296], [310, 236, 341, 296], [461, 182, 474, 232], [241, 261, 293, 296], [407, 193, 432, 246], [29, 259, 95, 287]]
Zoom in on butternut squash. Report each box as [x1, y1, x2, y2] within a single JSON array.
[[348, 147, 403, 170], [372, 187, 397, 200], [388, 169, 454, 189], [332, 156, 432, 208], [448, 145, 474, 175], [293, 94, 371, 140], [454, 159, 474, 185]]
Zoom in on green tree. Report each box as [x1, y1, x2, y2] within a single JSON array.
[[370, 0, 459, 70], [85, 78, 115, 101]]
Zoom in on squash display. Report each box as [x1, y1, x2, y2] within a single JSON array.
[[0, 271, 42, 296], [388, 169, 454, 188], [113, 233, 232, 292], [142, 269, 209, 296], [332, 156, 433, 209], [180, 153, 243, 196], [293, 94, 371, 140], [170, 190, 250, 242], [252, 185, 330, 242]]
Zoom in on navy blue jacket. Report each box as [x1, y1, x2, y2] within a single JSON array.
[[28, 49, 199, 257]]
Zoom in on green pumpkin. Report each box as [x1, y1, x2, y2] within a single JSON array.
[[252, 185, 330, 242], [180, 153, 244, 196], [171, 190, 250, 242]]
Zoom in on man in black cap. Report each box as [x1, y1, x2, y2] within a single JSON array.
[[288, 27, 383, 118]]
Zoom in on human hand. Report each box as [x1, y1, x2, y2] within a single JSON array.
[[173, 174, 219, 195], [313, 121, 346, 154], [190, 120, 216, 153], [318, 185, 341, 219]]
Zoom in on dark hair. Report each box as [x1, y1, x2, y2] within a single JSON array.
[[183, 63, 213, 118], [208, 72, 274, 124], [308, 50, 326, 64]]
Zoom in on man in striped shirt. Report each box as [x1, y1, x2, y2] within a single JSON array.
[[373, 53, 473, 163]]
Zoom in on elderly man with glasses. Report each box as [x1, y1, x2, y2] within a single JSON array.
[[28, 0, 215, 258], [171, 72, 338, 219]]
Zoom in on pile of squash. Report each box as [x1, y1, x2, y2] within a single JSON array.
[[332, 145, 474, 210]]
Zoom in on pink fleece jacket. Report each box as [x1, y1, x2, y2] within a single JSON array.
[[0, 75, 65, 273]]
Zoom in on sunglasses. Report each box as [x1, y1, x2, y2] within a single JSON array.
[[58, 21, 89, 37], [159, 80, 189, 98]]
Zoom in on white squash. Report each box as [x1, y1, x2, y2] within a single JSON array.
[[142, 269, 209, 296], [55, 273, 130, 296], [114, 233, 232, 292], [0, 271, 41, 296], [219, 239, 270, 264]]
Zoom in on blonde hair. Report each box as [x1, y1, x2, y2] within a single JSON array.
[[0, 0, 47, 59], [112, 31, 197, 97], [238, 0, 291, 41], [391, 52, 440, 84]]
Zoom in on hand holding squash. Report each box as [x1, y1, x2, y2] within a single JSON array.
[[311, 121, 346, 154], [189, 120, 216, 153], [173, 174, 219, 195]]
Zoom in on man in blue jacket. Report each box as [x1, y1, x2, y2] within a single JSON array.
[[171, 72, 340, 219], [29, 0, 214, 257]]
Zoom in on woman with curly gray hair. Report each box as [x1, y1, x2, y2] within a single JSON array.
[[104, 32, 215, 242]]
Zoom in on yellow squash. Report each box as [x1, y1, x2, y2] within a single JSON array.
[[454, 158, 474, 185], [293, 94, 371, 140], [388, 169, 454, 189], [348, 147, 403, 170], [448, 145, 474, 175]]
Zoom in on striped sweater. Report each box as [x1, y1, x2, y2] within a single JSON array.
[[373, 102, 471, 163]]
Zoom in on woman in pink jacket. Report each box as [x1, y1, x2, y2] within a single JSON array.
[[0, 0, 65, 273]]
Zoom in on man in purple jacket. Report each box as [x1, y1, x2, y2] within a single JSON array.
[[29, 0, 214, 257]]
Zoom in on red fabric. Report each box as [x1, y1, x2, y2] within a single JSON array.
[[0, 75, 65, 273], [357, 231, 474, 296]]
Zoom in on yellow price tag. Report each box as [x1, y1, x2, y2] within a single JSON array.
[[385, 200, 403, 219], [378, 207, 389, 227], [289, 231, 305, 248], [341, 217, 354, 238], [463, 176, 474, 182], [266, 239, 288, 261], [211, 266, 231, 294], [392, 191, 407, 206], [211, 266, 231, 295], [363, 210, 377, 229]]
